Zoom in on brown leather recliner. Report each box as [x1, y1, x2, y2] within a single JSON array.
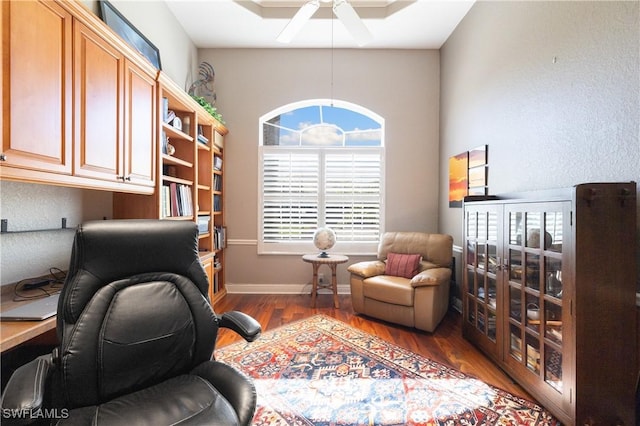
[[347, 232, 453, 332]]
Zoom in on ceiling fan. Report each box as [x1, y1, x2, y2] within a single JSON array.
[[277, 0, 373, 46]]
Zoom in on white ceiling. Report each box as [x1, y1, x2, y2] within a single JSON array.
[[164, 0, 475, 49]]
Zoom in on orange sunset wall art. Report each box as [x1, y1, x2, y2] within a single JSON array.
[[449, 152, 468, 207]]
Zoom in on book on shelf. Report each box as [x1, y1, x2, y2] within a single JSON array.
[[213, 174, 222, 191], [161, 185, 170, 218], [197, 134, 209, 145], [213, 194, 222, 212], [213, 226, 226, 250], [162, 97, 168, 123], [197, 125, 209, 145]]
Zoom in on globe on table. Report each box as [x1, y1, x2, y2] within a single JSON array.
[[313, 227, 336, 258]]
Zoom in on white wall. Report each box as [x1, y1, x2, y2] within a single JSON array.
[[199, 48, 441, 291], [0, 182, 112, 284], [439, 1, 640, 295]]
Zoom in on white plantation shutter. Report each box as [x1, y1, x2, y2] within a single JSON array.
[[262, 151, 319, 241], [324, 152, 381, 242], [260, 147, 383, 253]]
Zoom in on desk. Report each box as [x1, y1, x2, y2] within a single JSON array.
[[1, 284, 59, 353], [302, 254, 348, 308], [1, 318, 56, 353]]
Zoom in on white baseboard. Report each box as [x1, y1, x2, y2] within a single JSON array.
[[226, 283, 351, 295]]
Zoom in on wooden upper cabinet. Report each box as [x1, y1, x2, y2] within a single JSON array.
[[1, 0, 156, 193], [73, 21, 156, 189], [73, 21, 123, 182], [124, 60, 156, 187], [1, 0, 72, 174]]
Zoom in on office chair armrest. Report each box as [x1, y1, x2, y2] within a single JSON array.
[[218, 311, 262, 342], [191, 361, 257, 426], [1, 355, 53, 425]]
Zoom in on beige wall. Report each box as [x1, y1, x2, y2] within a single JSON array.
[[199, 49, 441, 292], [439, 1, 640, 295]]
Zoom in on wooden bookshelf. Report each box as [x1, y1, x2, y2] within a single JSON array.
[[114, 72, 228, 304]]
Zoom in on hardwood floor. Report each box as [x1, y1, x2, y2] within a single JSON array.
[[214, 293, 533, 402]]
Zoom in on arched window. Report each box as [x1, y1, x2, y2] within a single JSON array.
[[259, 99, 385, 254]]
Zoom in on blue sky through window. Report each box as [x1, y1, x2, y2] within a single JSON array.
[[264, 103, 382, 147]]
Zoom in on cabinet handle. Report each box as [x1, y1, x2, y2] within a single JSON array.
[[124, 176, 131, 182], [0, 154, 6, 161]]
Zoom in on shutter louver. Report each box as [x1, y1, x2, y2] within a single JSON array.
[[262, 152, 319, 241], [325, 153, 381, 243]]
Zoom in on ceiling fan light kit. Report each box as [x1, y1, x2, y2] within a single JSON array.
[[277, 0, 373, 46]]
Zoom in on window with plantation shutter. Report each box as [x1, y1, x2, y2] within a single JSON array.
[[259, 100, 384, 254]]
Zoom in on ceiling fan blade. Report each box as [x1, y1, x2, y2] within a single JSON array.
[[333, 0, 372, 46], [277, 0, 320, 43]]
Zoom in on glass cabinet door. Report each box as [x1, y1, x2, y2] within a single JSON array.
[[505, 202, 566, 394], [464, 206, 500, 350]]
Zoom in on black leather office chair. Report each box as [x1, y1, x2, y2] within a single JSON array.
[[1, 220, 261, 425]]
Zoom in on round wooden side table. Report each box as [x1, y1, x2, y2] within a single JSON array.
[[302, 254, 349, 308]]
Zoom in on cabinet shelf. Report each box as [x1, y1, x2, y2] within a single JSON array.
[[162, 154, 192, 168], [197, 142, 210, 151], [162, 175, 192, 186], [164, 215, 194, 221], [162, 123, 193, 142]]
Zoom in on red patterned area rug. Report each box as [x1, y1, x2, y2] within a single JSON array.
[[215, 315, 559, 425]]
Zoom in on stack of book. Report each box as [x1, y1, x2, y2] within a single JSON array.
[[197, 125, 209, 145], [213, 174, 222, 192], [161, 183, 193, 217], [213, 226, 226, 250]]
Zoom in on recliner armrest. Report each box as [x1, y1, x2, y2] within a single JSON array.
[[218, 311, 262, 342], [347, 261, 386, 279], [1, 355, 53, 425], [410, 267, 452, 288]]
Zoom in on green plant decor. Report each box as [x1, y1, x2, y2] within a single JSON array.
[[191, 95, 225, 124]]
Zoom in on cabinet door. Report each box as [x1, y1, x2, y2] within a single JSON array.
[[1, 0, 72, 174], [123, 60, 156, 187], [503, 202, 571, 412], [73, 21, 123, 182], [463, 204, 502, 359]]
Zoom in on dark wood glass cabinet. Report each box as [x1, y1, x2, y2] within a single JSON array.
[[463, 182, 637, 426]]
